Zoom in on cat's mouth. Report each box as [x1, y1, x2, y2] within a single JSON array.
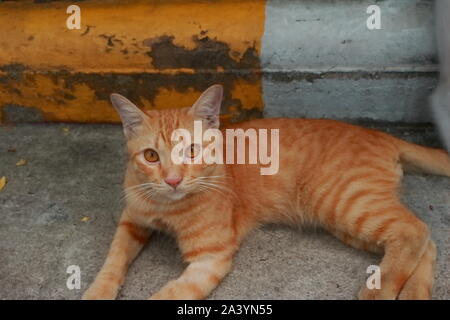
[[164, 189, 187, 201]]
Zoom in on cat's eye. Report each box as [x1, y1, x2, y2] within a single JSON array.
[[143, 149, 159, 163], [186, 144, 200, 159], [189, 144, 196, 158]]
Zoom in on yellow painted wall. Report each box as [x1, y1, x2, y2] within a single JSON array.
[[0, 0, 265, 123]]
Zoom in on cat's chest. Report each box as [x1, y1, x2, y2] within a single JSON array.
[[148, 218, 174, 233]]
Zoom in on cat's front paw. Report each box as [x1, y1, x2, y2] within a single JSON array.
[[149, 280, 203, 300], [82, 280, 120, 300], [358, 286, 396, 300], [148, 280, 178, 300]]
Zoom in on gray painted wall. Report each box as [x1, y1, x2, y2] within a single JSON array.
[[262, 0, 438, 123]]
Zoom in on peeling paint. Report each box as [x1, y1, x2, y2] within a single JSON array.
[[0, 67, 263, 123], [0, 0, 266, 123], [146, 35, 259, 71], [0, 1, 266, 70]]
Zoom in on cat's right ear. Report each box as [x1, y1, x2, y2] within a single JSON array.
[[110, 93, 147, 139]]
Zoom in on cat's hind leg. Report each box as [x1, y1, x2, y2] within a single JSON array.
[[397, 239, 437, 300], [331, 229, 382, 254], [331, 224, 434, 300], [313, 167, 431, 299], [351, 203, 430, 300]]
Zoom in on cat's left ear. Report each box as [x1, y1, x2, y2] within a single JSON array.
[[189, 84, 223, 129], [110, 93, 148, 139]]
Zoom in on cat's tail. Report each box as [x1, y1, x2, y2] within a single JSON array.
[[392, 137, 450, 177]]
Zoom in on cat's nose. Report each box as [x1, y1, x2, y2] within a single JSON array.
[[164, 177, 183, 189]]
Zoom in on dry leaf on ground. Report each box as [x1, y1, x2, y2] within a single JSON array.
[[0, 176, 7, 191], [16, 159, 27, 166]]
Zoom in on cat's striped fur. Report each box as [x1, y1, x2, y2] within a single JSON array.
[[83, 85, 449, 300]]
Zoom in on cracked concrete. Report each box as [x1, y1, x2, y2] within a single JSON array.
[[0, 123, 449, 299]]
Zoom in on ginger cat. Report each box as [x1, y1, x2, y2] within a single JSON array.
[[83, 85, 450, 300]]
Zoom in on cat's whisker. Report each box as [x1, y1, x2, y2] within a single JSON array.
[[195, 181, 235, 199], [124, 182, 160, 193], [186, 176, 230, 188], [197, 180, 231, 191], [122, 184, 160, 206], [125, 188, 156, 211]]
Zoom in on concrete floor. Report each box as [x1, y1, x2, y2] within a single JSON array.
[[0, 123, 449, 300]]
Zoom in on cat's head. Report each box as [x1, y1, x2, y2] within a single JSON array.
[[111, 85, 224, 203]]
